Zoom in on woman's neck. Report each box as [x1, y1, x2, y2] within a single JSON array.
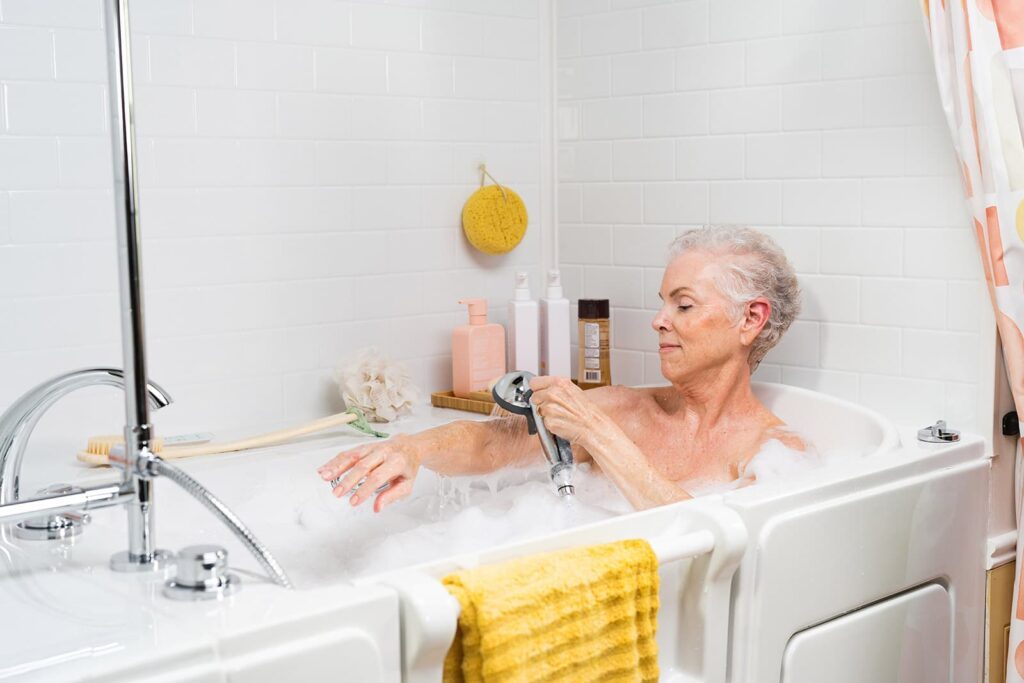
[[664, 360, 763, 430]]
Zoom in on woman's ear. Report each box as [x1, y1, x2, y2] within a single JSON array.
[[739, 298, 771, 346]]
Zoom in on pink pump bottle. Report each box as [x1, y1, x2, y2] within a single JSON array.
[[452, 298, 506, 399]]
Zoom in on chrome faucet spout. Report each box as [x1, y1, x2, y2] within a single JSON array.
[[0, 368, 172, 505]]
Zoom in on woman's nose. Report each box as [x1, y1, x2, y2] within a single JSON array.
[[651, 307, 670, 332]]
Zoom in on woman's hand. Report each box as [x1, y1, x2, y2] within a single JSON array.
[[530, 380, 692, 510], [317, 434, 421, 513], [528, 376, 607, 447]]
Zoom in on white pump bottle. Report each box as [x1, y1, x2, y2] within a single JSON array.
[[508, 272, 539, 375], [539, 269, 571, 377]]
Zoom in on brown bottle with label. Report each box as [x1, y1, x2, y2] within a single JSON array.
[[577, 299, 611, 389]]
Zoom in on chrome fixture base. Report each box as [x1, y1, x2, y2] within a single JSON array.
[[162, 544, 240, 601], [163, 573, 240, 602], [109, 549, 175, 573], [14, 512, 90, 541], [917, 419, 961, 443]]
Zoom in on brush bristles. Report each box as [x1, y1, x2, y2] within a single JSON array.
[[77, 451, 111, 466], [84, 435, 164, 456], [85, 435, 122, 457]]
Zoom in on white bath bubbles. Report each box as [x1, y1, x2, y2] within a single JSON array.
[[226, 434, 825, 589], [265, 462, 629, 586], [742, 438, 822, 482]]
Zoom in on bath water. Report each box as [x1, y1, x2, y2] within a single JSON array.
[[247, 437, 824, 588]]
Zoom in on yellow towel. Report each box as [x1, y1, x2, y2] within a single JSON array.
[[442, 539, 659, 683]]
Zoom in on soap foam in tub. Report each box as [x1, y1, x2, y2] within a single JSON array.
[[255, 438, 830, 587]]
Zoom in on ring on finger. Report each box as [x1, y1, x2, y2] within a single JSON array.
[[335, 451, 384, 487], [330, 474, 392, 497]]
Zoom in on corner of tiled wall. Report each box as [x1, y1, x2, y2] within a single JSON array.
[[556, 0, 988, 433]]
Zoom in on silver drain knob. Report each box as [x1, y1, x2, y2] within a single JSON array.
[[163, 544, 240, 601], [917, 419, 960, 443]]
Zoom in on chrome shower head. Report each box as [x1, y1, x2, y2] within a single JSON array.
[[491, 370, 534, 416], [491, 371, 575, 497]]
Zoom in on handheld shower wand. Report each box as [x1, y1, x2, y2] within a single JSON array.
[[491, 371, 575, 497]]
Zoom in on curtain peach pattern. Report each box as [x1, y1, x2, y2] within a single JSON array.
[[920, 1, 1024, 679]]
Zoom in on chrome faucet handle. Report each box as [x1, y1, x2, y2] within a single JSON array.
[[163, 544, 240, 601], [35, 485, 92, 524], [14, 483, 92, 541]]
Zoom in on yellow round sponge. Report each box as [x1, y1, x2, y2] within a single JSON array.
[[461, 185, 528, 255]]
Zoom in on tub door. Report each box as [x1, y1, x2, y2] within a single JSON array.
[[780, 582, 950, 683]]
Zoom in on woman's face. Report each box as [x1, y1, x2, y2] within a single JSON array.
[[652, 250, 755, 382]]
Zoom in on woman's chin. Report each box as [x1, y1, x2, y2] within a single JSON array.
[[658, 358, 688, 380]]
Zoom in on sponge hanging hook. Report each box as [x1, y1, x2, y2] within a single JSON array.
[[478, 163, 509, 204]]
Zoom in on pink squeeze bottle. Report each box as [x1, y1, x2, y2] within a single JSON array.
[[452, 298, 507, 399]]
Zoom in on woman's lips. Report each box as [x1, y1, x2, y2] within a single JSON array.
[[658, 344, 680, 354]]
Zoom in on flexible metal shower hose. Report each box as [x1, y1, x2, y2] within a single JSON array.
[[150, 458, 293, 589]]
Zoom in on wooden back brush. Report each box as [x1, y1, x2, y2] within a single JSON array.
[[77, 408, 387, 467]]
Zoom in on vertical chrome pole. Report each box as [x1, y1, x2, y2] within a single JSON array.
[[103, 0, 171, 572]]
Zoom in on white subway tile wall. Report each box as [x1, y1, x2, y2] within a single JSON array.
[[0, 0, 989, 459], [0, 193, 9, 244], [0, 0, 547, 453], [558, 0, 985, 432]]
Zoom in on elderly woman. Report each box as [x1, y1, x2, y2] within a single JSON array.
[[319, 225, 804, 512]]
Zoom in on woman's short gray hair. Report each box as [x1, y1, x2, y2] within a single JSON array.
[[668, 225, 801, 369]]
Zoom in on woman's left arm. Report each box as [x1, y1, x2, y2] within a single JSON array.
[[529, 376, 692, 511]]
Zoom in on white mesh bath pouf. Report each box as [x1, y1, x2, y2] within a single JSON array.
[[333, 347, 420, 423]]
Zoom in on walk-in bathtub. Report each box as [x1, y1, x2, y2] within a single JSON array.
[[0, 382, 988, 682]]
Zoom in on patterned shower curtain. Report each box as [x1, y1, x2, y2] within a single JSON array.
[[919, 0, 1024, 679]]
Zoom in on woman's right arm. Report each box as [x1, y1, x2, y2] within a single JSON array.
[[420, 417, 536, 474], [317, 415, 538, 512]]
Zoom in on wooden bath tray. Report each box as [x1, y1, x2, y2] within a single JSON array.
[[431, 390, 497, 415], [432, 379, 581, 415]]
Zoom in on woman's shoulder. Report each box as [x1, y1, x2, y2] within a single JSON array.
[[734, 425, 818, 484], [763, 424, 808, 452], [581, 383, 659, 415]]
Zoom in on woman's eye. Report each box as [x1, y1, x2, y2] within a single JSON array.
[[677, 305, 692, 312]]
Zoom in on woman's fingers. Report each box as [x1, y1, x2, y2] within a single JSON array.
[[528, 375, 566, 403], [350, 460, 402, 507], [318, 446, 367, 481], [528, 375, 558, 391], [542, 411, 566, 430], [321, 435, 420, 512], [533, 390, 576, 422], [529, 376, 581, 407], [331, 449, 386, 497], [528, 379, 594, 444], [373, 478, 413, 513]]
